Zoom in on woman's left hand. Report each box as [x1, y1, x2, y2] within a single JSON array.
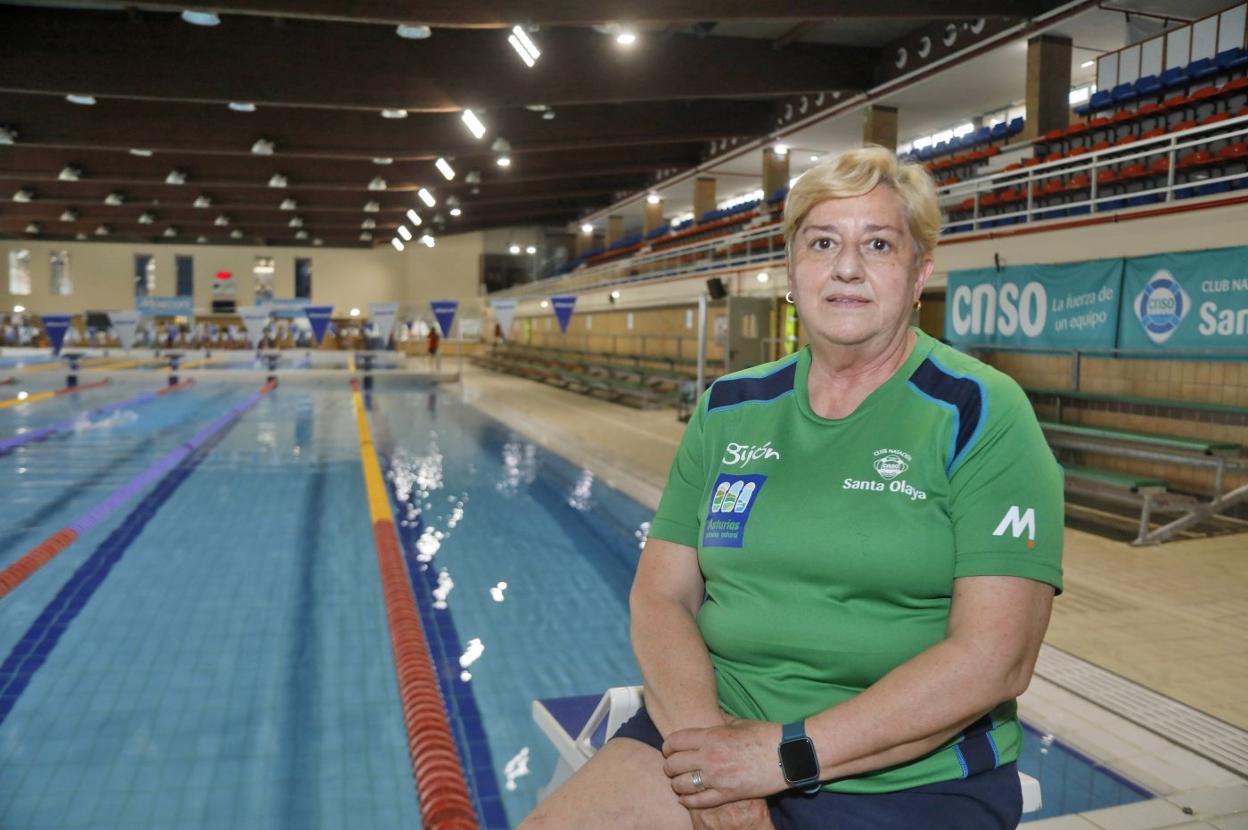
[[661, 719, 789, 809]]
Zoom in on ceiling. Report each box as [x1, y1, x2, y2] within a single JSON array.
[[0, 1, 1080, 249]]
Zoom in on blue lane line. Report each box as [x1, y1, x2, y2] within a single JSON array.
[[0, 393, 259, 725], [369, 401, 509, 830]]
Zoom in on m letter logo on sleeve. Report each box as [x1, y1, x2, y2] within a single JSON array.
[[702, 474, 767, 548], [992, 505, 1036, 549]]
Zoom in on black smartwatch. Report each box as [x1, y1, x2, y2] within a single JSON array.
[[777, 720, 822, 793]]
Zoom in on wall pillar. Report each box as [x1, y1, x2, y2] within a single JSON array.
[[576, 225, 595, 256], [693, 177, 717, 221], [606, 215, 625, 247], [642, 201, 664, 233], [1024, 34, 1073, 141], [863, 104, 898, 150], [762, 148, 790, 199]]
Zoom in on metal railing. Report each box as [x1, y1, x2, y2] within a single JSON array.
[[938, 111, 1248, 232]]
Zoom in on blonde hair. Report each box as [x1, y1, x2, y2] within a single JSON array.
[[782, 145, 940, 264]]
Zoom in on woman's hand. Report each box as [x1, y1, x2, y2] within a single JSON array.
[[690, 799, 777, 830], [662, 719, 789, 809]]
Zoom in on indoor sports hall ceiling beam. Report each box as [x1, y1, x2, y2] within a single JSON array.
[[13, 1, 1050, 25], [1, 9, 874, 111], [0, 94, 776, 160]]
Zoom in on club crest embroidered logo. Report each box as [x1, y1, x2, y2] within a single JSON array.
[[873, 454, 909, 480], [703, 473, 767, 548]]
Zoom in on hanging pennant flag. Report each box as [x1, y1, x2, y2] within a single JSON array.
[[431, 300, 459, 338], [303, 305, 334, 346], [552, 295, 577, 333], [237, 305, 271, 350], [108, 310, 142, 351], [369, 302, 399, 348], [491, 298, 518, 339], [41, 314, 73, 355]]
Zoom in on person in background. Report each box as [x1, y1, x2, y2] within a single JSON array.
[[522, 146, 1063, 830], [427, 324, 441, 371]]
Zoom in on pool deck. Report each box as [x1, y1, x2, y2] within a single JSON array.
[[459, 364, 1248, 830]]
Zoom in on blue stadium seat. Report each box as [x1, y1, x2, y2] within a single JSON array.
[[1135, 74, 1162, 97], [1088, 89, 1113, 111], [973, 126, 992, 145], [1188, 57, 1217, 82], [1007, 116, 1024, 135], [1110, 82, 1136, 104], [1159, 66, 1189, 90], [990, 122, 1009, 140], [1216, 47, 1248, 73], [767, 186, 789, 204]]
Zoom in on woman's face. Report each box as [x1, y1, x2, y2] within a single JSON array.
[[789, 186, 933, 354]]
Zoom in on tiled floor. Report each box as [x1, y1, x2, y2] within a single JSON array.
[[457, 364, 1248, 829]]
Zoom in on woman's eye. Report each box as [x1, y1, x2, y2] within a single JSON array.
[[812, 238, 834, 250], [868, 238, 891, 252]]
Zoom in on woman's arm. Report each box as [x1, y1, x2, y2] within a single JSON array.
[[629, 537, 724, 736], [662, 574, 1054, 807]]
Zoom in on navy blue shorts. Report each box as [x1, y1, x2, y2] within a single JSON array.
[[612, 705, 1022, 830]]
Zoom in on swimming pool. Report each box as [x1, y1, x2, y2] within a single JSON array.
[[0, 376, 1149, 828]]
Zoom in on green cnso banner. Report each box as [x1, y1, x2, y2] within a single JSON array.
[[945, 260, 1123, 349], [1119, 246, 1248, 352]]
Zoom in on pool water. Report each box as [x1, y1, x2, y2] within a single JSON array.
[[0, 377, 1147, 829]]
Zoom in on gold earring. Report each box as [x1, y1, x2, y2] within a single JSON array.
[[913, 300, 922, 311], [785, 291, 795, 304]]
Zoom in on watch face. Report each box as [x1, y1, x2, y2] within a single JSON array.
[[779, 737, 819, 782]]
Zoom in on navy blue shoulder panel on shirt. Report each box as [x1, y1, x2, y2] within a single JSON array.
[[906, 356, 987, 474], [707, 359, 797, 413]]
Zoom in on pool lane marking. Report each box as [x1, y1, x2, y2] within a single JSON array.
[[0, 380, 278, 726], [349, 379, 479, 830], [84, 357, 165, 371], [0, 379, 194, 457], [0, 380, 277, 601], [11, 356, 114, 373], [366, 392, 509, 829], [172, 356, 226, 370], [0, 378, 111, 410]]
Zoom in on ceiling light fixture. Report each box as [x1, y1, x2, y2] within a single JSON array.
[[65, 94, 97, 106], [25, 222, 41, 234], [1081, 59, 1095, 68], [193, 195, 212, 208], [163, 226, 178, 237], [180, 10, 220, 26], [295, 229, 308, 240], [773, 143, 789, 156], [359, 231, 373, 241], [508, 243, 521, 254], [396, 23, 432, 39], [405, 209, 422, 226], [580, 223, 594, 234], [58, 166, 82, 182], [313, 238, 323, 247], [616, 31, 637, 46], [0, 126, 17, 145], [461, 109, 487, 140], [420, 234, 435, 248], [435, 157, 456, 180], [391, 238, 405, 251], [251, 138, 276, 155], [449, 207, 462, 217], [104, 192, 125, 205], [165, 170, 187, 185], [543, 110, 556, 120], [60, 209, 79, 222], [372, 157, 393, 165], [349, 307, 361, 317], [361, 218, 376, 229], [280, 198, 297, 210], [526, 245, 537, 254], [496, 155, 511, 167], [268, 173, 288, 188], [229, 101, 257, 113], [138, 212, 155, 224], [230, 228, 244, 239], [368, 177, 388, 191], [214, 214, 230, 226], [398, 225, 413, 241], [289, 216, 303, 228], [646, 192, 661, 205], [610, 290, 622, 300], [417, 188, 436, 207], [381, 108, 408, 119], [756, 271, 770, 283], [810, 154, 820, 162], [508, 25, 541, 68], [13, 305, 25, 313], [95, 224, 111, 236], [129, 148, 153, 157], [364, 201, 380, 212]]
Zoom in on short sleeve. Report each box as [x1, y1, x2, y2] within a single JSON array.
[[649, 392, 710, 548], [950, 380, 1064, 592]]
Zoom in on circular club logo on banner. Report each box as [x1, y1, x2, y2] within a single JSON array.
[[1135, 269, 1190, 344]]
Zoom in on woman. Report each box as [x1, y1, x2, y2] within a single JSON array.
[[522, 146, 1063, 830]]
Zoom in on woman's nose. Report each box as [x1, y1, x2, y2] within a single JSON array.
[[833, 244, 866, 281]]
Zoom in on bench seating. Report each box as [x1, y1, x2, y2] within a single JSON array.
[[1040, 421, 1241, 455]]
